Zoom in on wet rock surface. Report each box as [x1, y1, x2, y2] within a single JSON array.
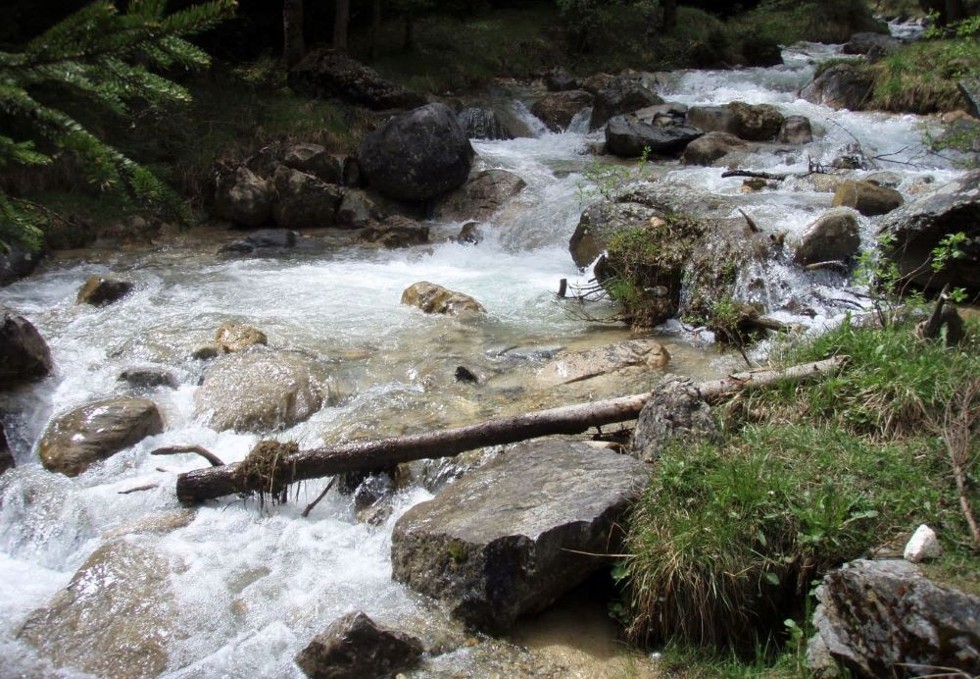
[[833, 180, 904, 216], [800, 63, 874, 110], [792, 208, 861, 265], [401, 281, 485, 315], [19, 541, 176, 679], [0, 313, 52, 389], [532, 339, 670, 390], [38, 397, 164, 476], [807, 559, 980, 678], [76, 275, 133, 306], [360, 215, 430, 248], [391, 440, 650, 632], [194, 350, 329, 433], [432, 169, 527, 223], [605, 114, 702, 158], [295, 611, 424, 679], [530, 90, 594, 132]]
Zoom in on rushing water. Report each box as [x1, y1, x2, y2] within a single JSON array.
[[0, 34, 968, 677]]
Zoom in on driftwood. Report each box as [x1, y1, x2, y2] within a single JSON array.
[[152, 445, 225, 467], [175, 356, 847, 504]]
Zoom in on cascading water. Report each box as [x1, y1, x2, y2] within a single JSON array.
[[0, 32, 969, 677]]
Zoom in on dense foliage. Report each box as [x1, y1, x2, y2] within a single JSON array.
[[0, 0, 234, 250]]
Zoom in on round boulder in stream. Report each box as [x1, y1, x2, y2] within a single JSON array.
[[357, 103, 475, 203], [391, 440, 650, 633], [605, 114, 702, 159], [401, 281, 485, 315], [194, 350, 329, 433], [0, 312, 52, 389], [38, 397, 164, 477]]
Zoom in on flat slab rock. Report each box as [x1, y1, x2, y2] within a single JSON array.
[[391, 440, 650, 632]]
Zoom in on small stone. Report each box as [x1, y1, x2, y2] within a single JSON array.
[[904, 524, 942, 563], [191, 344, 222, 361]]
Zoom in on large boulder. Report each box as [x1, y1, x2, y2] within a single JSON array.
[[336, 189, 381, 229], [401, 281, 485, 315], [38, 397, 164, 476], [569, 200, 667, 269], [807, 559, 980, 678], [391, 440, 650, 632], [800, 63, 874, 110], [681, 131, 750, 166], [728, 101, 784, 142], [686, 105, 737, 135], [431, 169, 527, 223], [357, 103, 475, 203], [630, 374, 719, 464], [877, 170, 980, 294], [530, 90, 594, 132], [194, 350, 329, 433], [287, 50, 427, 110], [295, 611, 424, 679], [212, 165, 273, 227], [843, 32, 900, 58], [792, 208, 862, 265], [272, 165, 344, 229], [833, 180, 904, 216], [0, 313, 53, 389], [605, 114, 703, 159], [215, 321, 268, 353], [19, 541, 176, 679]]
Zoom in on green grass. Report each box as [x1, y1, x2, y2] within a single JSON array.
[[620, 317, 980, 665], [869, 38, 980, 113]]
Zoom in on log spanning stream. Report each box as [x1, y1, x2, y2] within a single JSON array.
[[0, 32, 968, 678]]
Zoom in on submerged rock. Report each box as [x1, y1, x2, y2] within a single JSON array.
[[807, 559, 980, 678], [878, 170, 980, 294], [76, 275, 133, 306], [118, 367, 178, 390], [360, 215, 430, 248], [218, 228, 298, 255], [194, 350, 328, 433], [681, 131, 750, 166], [401, 281, 485, 315], [533, 339, 669, 390], [391, 440, 650, 632], [358, 103, 475, 203], [295, 611, 424, 679], [19, 541, 176, 679], [0, 312, 52, 389], [38, 397, 164, 476]]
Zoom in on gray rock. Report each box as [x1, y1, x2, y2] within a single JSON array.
[[358, 103, 475, 202], [287, 50, 427, 110], [588, 76, 664, 130], [19, 541, 176, 679], [118, 368, 178, 390], [569, 200, 668, 269], [800, 63, 874, 110], [213, 165, 273, 227], [280, 143, 343, 184], [533, 339, 670, 390], [793, 208, 861, 265], [0, 242, 42, 286], [807, 559, 980, 678], [0, 423, 12, 475], [76, 275, 133, 306], [630, 375, 719, 463], [295, 611, 424, 679], [335, 189, 380, 229], [272, 165, 344, 229], [194, 350, 328, 433], [530, 90, 594, 132], [778, 115, 814, 144], [878, 170, 980, 294], [681, 131, 750, 166], [457, 106, 513, 140], [686, 105, 737, 135], [391, 440, 650, 632], [400, 281, 484, 315], [431, 169, 527, 223], [215, 321, 268, 353], [843, 32, 900, 58], [218, 228, 298, 255], [545, 68, 578, 92], [360, 215, 430, 249], [605, 114, 703, 158], [38, 397, 164, 476], [0, 313, 52, 389], [833, 180, 904, 216], [728, 101, 785, 142]]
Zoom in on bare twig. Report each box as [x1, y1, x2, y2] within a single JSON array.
[[152, 445, 225, 467], [118, 483, 159, 495], [301, 478, 336, 518]]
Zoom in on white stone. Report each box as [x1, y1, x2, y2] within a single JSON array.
[[904, 524, 942, 563]]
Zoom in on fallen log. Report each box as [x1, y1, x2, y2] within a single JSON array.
[[175, 356, 846, 504]]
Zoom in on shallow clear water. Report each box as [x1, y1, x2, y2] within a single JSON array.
[[0, 36, 969, 678]]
